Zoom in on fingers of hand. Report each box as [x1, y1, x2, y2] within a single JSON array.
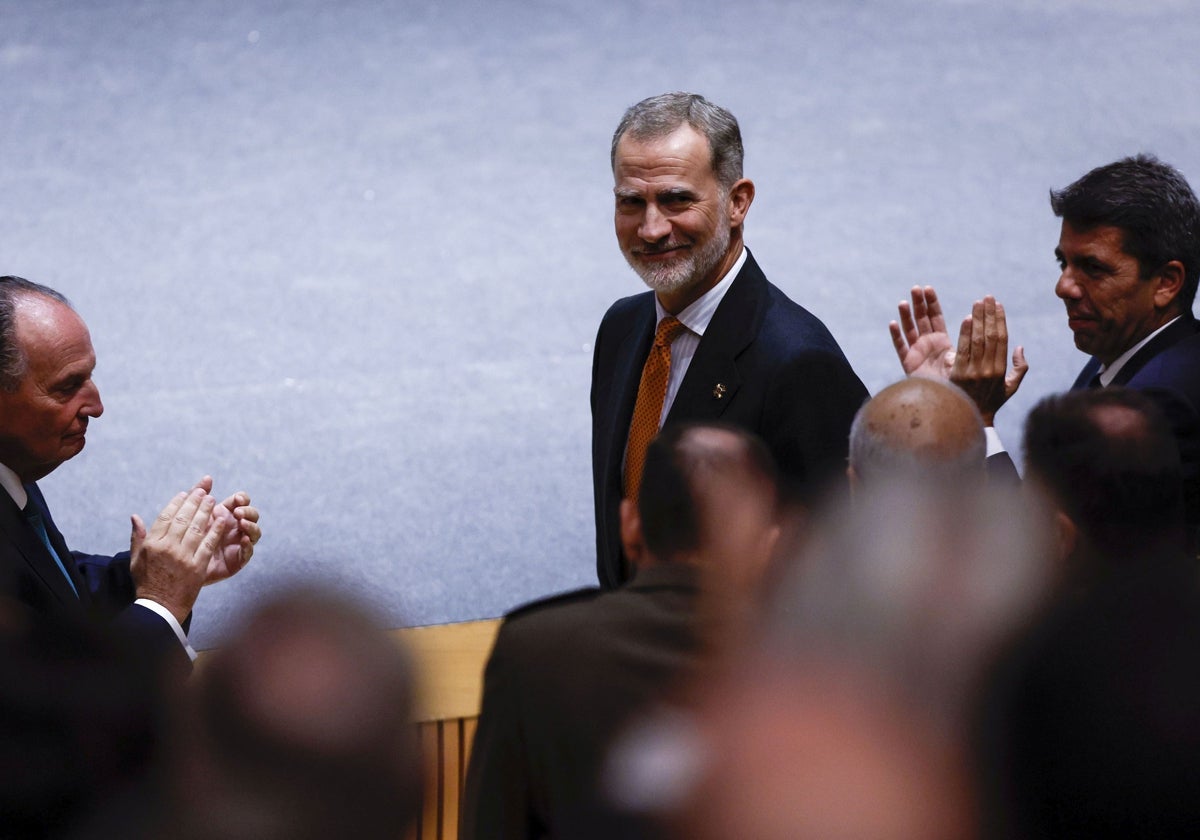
[[1007, 345, 1030, 395], [991, 299, 1009, 368], [970, 299, 987, 365], [232, 502, 259, 524], [897, 301, 918, 344], [953, 315, 973, 374], [238, 514, 262, 546], [168, 488, 208, 541], [911, 287, 933, 333], [923, 286, 947, 332], [889, 321, 908, 362], [179, 494, 217, 555], [200, 511, 230, 559], [219, 490, 250, 511], [150, 492, 189, 539]]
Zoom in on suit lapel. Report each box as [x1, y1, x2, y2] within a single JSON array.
[[1071, 357, 1103, 390], [666, 252, 764, 423], [601, 299, 656, 491], [1110, 316, 1200, 387], [0, 483, 82, 606]]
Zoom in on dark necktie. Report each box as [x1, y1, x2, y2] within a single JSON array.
[[23, 505, 79, 598]]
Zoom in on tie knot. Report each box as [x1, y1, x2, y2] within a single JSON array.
[[655, 316, 687, 347]]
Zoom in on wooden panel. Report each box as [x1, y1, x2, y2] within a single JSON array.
[[393, 619, 501, 722], [420, 722, 441, 840], [442, 721, 462, 839]]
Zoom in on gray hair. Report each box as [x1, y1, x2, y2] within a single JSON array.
[[0, 276, 70, 392], [611, 92, 744, 190]]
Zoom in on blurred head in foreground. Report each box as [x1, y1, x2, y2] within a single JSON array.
[[170, 588, 422, 840], [976, 567, 1200, 838], [631, 422, 782, 649], [1023, 386, 1187, 573], [664, 478, 1051, 840]]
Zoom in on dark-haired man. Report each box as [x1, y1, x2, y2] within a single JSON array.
[[463, 423, 781, 840], [592, 91, 867, 589], [892, 155, 1200, 542]]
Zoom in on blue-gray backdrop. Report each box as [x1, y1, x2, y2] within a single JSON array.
[[3, 0, 1197, 646]]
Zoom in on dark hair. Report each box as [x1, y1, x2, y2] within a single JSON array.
[[611, 92, 744, 191], [0, 276, 70, 392], [637, 422, 778, 562], [1050, 154, 1200, 308], [1023, 387, 1185, 562]]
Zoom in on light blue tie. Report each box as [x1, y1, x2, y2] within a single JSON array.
[[23, 506, 79, 598]]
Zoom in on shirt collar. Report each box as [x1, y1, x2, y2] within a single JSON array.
[[654, 246, 747, 337], [1098, 315, 1182, 387], [0, 462, 27, 509]]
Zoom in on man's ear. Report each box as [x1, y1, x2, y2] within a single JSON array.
[[1153, 260, 1186, 310], [619, 498, 645, 569], [726, 178, 755, 228], [1053, 509, 1078, 565], [846, 463, 859, 496]]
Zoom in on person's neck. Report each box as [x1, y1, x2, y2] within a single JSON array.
[[1102, 309, 1184, 365]]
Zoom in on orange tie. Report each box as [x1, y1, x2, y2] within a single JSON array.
[[624, 316, 688, 503]]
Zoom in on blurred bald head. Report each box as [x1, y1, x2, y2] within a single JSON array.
[[848, 378, 986, 490]]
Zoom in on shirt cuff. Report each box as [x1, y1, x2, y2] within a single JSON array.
[[984, 426, 1006, 458], [134, 598, 198, 661]]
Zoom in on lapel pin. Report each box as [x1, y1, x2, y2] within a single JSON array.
[[712, 383, 727, 400]]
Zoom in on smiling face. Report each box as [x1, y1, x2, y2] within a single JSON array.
[[0, 295, 103, 481], [613, 124, 752, 313], [1054, 221, 1183, 365]]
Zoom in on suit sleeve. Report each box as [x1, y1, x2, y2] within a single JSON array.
[[461, 625, 540, 840], [73, 550, 193, 670], [761, 347, 868, 502]]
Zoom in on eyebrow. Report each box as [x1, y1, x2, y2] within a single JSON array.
[[613, 186, 696, 202]]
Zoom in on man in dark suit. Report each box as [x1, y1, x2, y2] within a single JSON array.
[[462, 423, 782, 840], [1051, 155, 1200, 544], [889, 156, 1200, 528], [592, 92, 867, 589], [0, 275, 261, 666]]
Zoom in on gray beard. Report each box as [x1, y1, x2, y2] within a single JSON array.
[[628, 222, 732, 297]]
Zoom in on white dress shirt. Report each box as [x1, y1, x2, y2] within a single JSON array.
[[652, 246, 747, 426]]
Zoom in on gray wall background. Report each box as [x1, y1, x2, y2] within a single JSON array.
[[3, 0, 1197, 647]]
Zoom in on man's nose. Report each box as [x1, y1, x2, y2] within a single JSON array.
[[637, 204, 671, 242], [81, 381, 103, 418], [1055, 269, 1080, 300]]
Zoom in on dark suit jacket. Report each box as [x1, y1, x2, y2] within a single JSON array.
[[1072, 315, 1200, 540], [0, 482, 186, 665], [591, 250, 868, 588], [461, 563, 704, 840]]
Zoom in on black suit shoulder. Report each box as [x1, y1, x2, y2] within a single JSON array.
[[503, 586, 601, 622]]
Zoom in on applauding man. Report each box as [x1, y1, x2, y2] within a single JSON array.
[[0, 276, 260, 665]]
